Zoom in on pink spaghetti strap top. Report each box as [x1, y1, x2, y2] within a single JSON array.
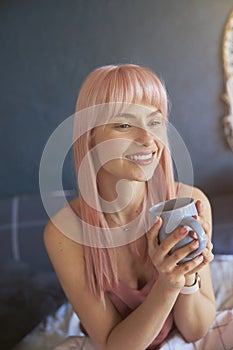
[[105, 183, 182, 348], [79, 183, 182, 346], [176, 181, 182, 198], [106, 269, 174, 349]]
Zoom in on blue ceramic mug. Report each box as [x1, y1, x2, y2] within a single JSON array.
[[149, 197, 206, 264]]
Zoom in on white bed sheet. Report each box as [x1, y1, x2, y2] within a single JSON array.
[[13, 255, 233, 350]]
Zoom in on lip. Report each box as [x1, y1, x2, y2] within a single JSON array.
[[125, 151, 156, 165]]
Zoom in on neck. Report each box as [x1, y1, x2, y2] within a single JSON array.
[[97, 173, 146, 225]]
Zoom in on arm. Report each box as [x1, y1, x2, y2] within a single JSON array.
[[173, 186, 216, 342]]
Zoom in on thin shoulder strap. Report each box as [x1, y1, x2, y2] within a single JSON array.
[[176, 182, 182, 197]]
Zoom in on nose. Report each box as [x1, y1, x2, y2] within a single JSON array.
[[135, 127, 154, 147]]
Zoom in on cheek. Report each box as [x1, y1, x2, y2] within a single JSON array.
[[154, 139, 164, 159], [91, 138, 130, 170]]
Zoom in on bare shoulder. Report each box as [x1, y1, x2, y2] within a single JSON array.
[[177, 183, 212, 233], [44, 196, 83, 252], [177, 183, 211, 208], [43, 196, 85, 285]]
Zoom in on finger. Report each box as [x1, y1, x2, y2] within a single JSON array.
[[147, 216, 162, 243], [195, 200, 203, 216], [208, 241, 213, 251], [188, 253, 214, 275], [186, 244, 214, 275], [202, 248, 214, 263], [189, 230, 198, 239], [147, 217, 163, 258], [201, 238, 214, 261], [177, 254, 204, 275], [167, 238, 200, 265], [158, 226, 190, 257], [196, 217, 210, 235], [193, 214, 210, 235], [200, 219, 210, 234]]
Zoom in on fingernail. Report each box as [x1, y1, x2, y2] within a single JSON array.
[[197, 255, 204, 263], [180, 227, 188, 235]]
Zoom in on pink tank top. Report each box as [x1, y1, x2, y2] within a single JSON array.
[[78, 183, 182, 346], [106, 269, 174, 349], [105, 183, 182, 348]]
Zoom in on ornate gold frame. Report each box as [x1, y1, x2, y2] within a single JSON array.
[[222, 9, 233, 151]]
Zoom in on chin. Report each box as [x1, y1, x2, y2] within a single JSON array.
[[127, 167, 155, 182]]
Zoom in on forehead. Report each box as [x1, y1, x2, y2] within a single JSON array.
[[114, 103, 160, 118]]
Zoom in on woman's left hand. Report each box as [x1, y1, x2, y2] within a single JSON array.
[[195, 199, 214, 263], [185, 199, 214, 277]]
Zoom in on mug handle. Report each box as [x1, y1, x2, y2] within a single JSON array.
[[180, 216, 207, 258]]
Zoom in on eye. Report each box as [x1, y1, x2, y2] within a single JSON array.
[[148, 120, 161, 127], [115, 123, 131, 129]]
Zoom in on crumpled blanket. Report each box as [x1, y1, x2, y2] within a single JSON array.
[[159, 309, 233, 350], [13, 255, 233, 350], [159, 254, 233, 350]]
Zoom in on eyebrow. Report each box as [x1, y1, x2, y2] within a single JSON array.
[[114, 110, 162, 119]]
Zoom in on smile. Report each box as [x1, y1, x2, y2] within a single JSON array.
[[125, 152, 155, 164]]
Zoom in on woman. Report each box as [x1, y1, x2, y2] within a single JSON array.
[[44, 64, 216, 349]]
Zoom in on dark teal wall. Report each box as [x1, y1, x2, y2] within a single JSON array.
[[1, 0, 233, 197]]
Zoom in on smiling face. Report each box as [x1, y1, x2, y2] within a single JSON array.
[[90, 104, 167, 183]]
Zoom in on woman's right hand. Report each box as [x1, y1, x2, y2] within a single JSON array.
[[146, 217, 204, 290]]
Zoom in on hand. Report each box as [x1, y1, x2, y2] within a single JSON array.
[[185, 200, 214, 278], [182, 200, 214, 285], [195, 199, 211, 236], [147, 218, 204, 290]]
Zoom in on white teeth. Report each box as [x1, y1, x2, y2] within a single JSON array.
[[127, 153, 153, 161]]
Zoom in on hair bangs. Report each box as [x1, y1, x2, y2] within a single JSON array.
[[76, 65, 168, 118]]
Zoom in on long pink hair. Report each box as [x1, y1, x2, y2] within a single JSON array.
[[73, 64, 176, 301]]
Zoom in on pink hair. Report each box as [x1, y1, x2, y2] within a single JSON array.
[[73, 64, 176, 301]]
